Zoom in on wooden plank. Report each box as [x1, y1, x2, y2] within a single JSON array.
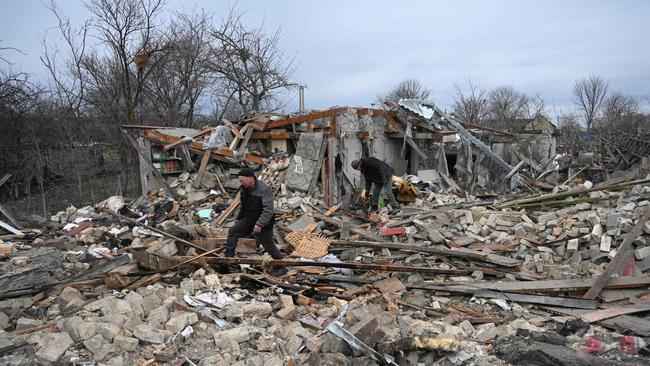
[[459, 122, 514, 137], [212, 193, 241, 226], [312, 213, 383, 241], [0, 219, 23, 237], [443, 276, 650, 294], [213, 166, 228, 197], [329, 240, 524, 267], [583, 209, 650, 299], [474, 289, 598, 309], [580, 303, 650, 323], [237, 126, 254, 155], [266, 107, 347, 129], [222, 119, 243, 139], [229, 124, 248, 150], [543, 307, 650, 336], [193, 151, 212, 189], [251, 132, 301, 139], [143, 129, 265, 165], [0, 203, 20, 229], [162, 127, 212, 151], [599, 289, 650, 303], [137, 137, 154, 196]]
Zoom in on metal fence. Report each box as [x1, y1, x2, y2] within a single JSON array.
[[1, 168, 141, 226]]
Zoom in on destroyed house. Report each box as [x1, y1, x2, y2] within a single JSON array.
[[127, 100, 555, 212], [1, 102, 650, 366]]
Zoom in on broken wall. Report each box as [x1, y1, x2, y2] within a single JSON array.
[[511, 133, 557, 164], [336, 112, 402, 190]]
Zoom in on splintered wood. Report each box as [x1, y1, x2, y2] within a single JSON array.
[[286, 228, 330, 259]]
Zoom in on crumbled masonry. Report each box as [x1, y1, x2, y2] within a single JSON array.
[[1, 103, 650, 365]]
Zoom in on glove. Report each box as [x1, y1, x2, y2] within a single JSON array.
[[359, 189, 367, 202]]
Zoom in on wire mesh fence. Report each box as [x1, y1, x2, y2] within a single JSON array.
[[1, 168, 141, 226]]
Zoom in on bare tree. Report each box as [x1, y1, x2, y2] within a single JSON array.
[[40, 1, 90, 115], [43, 0, 170, 124], [145, 10, 213, 127], [451, 80, 488, 124], [573, 74, 608, 131], [0, 70, 37, 115], [210, 10, 296, 116], [529, 92, 546, 117], [486, 86, 529, 128], [378, 79, 432, 105], [602, 91, 639, 124]]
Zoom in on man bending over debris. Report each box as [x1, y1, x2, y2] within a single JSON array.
[[225, 168, 285, 262], [351, 158, 399, 212]]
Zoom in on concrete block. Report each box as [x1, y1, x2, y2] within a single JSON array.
[[635, 246, 650, 260], [600, 235, 612, 252], [113, 335, 139, 352], [35, 332, 73, 363]]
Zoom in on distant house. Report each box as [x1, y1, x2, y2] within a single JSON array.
[[486, 115, 558, 171], [485, 115, 558, 136], [509, 115, 558, 136]]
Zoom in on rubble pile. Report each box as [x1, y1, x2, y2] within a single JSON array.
[[0, 170, 648, 365], [0, 104, 650, 365]]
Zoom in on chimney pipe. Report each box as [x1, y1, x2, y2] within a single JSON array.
[[299, 85, 305, 113]]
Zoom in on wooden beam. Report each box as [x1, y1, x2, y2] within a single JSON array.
[[229, 124, 247, 150], [387, 132, 458, 140], [162, 127, 212, 151], [0, 219, 22, 237], [474, 290, 598, 310], [196, 256, 472, 275], [250, 132, 301, 139], [222, 119, 243, 139], [193, 151, 212, 189], [442, 276, 650, 294], [312, 213, 383, 241], [266, 108, 345, 129], [143, 129, 265, 165], [0, 204, 20, 229], [265, 107, 396, 130], [580, 303, 650, 323], [136, 137, 154, 196], [212, 193, 241, 226], [583, 209, 650, 299], [459, 122, 514, 137], [237, 126, 254, 155]]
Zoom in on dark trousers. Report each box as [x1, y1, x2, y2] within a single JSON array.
[[225, 219, 284, 259], [371, 179, 397, 209]]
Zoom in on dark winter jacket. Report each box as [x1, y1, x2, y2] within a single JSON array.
[[237, 179, 275, 228], [359, 157, 394, 191]]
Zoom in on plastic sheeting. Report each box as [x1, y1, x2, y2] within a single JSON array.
[[206, 125, 233, 148]]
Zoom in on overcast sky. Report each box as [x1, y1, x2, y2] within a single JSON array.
[[2, 0, 649, 119]]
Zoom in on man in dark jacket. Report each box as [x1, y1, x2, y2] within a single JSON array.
[[225, 168, 284, 260], [351, 157, 398, 211]]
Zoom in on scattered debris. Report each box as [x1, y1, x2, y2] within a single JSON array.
[[0, 104, 649, 365]]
